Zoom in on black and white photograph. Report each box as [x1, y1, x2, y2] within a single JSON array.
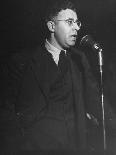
[[0, 0, 116, 154]]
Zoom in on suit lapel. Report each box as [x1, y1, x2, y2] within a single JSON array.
[[31, 46, 59, 99]]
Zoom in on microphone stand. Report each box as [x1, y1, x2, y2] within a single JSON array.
[[80, 35, 107, 150], [98, 49, 106, 151]]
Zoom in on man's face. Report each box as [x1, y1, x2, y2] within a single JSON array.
[[53, 9, 81, 49]]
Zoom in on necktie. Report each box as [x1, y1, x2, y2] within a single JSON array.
[[58, 50, 69, 74]]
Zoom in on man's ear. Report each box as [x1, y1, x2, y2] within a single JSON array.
[[47, 21, 55, 32]]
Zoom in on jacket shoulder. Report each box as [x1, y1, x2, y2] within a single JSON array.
[[70, 47, 90, 73]]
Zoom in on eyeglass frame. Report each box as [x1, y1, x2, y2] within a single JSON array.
[[55, 18, 81, 28]]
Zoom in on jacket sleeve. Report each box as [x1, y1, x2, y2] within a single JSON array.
[[6, 52, 47, 129], [70, 47, 102, 124], [81, 52, 103, 124], [15, 59, 47, 128]]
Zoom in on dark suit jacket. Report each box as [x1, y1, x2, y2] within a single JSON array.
[[8, 45, 102, 151]]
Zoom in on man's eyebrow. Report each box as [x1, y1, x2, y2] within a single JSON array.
[[66, 18, 74, 20], [66, 18, 78, 21]]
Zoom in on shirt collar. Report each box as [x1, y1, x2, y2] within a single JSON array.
[[45, 39, 61, 55], [45, 39, 66, 65]]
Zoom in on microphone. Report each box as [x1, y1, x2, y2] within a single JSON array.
[[80, 35, 102, 52], [80, 35, 103, 66]]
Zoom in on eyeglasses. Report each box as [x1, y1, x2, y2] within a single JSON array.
[[56, 18, 81, 28]]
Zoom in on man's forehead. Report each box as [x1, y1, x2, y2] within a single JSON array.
[[57, 9, 77, 20]]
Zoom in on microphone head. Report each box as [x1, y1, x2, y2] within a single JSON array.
[[80, 35, 102, 52], [80, 35, 95, 47]]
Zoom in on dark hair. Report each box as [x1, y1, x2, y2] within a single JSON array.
[[45, 0, 76, 22]]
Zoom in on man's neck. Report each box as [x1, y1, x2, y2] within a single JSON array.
[[47, 37, 64, 51]]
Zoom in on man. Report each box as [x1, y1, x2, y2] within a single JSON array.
[[9, 0, 102, 153]]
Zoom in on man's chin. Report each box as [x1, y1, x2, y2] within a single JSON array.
[[64, 42, 76, 49], [69, 42, 76, 47]]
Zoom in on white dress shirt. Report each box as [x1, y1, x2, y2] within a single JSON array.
[[45, 39, 66, 65]]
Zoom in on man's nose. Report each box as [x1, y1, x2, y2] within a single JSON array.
[[73, 23, 80, 31]]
